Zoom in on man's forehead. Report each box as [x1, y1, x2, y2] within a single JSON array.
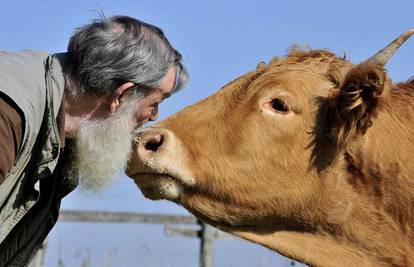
[[159, 66, 178, 94]]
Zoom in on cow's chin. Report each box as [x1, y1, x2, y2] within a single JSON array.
[[131, 173, 184, 201]]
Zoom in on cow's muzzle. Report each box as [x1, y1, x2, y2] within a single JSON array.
[[133, 128, 167, 161], [126, 127, 195, 200]]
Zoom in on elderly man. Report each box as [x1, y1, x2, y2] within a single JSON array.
[[0, 15, 188, 265]]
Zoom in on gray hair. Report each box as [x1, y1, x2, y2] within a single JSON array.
[[64, 15, 188, 96]]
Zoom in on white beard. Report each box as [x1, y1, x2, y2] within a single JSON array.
[[74, 96, 144, 193]]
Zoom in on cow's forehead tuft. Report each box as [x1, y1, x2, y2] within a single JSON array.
[[267, 48, 348, 69]]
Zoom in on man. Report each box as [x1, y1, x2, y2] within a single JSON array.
[[0, 15, 188, 266]]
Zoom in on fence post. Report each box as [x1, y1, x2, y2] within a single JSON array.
[[199, 221, 215, 267]]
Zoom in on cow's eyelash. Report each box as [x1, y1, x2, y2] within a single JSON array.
[[271, 98, 290, 113]]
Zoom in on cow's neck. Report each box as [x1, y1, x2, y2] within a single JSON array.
[[229, 201, 412, 266], [230, 228, 387, 267], [229, 147, 414, 267]]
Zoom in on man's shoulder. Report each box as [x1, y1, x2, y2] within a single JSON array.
[[0, 50, 49, 109], [0, 50, 50, 66], [0, 49, 49, 57], [0, 50, 59, 142]]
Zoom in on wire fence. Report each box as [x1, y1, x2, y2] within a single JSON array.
[[30, 210, 300, 267]]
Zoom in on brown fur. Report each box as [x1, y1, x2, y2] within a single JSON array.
[[128, 48, 414, 266]]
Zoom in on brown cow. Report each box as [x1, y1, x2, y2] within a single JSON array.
[[126, 30, 414, 267]]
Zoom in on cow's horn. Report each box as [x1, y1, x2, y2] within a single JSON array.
[[363, 29, 414, 66]]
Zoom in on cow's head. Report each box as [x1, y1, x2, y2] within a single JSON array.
[[126, 30, 413, 237]]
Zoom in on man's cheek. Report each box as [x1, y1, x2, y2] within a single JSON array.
[[131, 113, 149, 129]]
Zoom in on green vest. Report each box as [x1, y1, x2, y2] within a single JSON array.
[[0, 50, 76, 266]]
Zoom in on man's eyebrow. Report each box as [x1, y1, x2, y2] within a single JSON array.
[[163, 91, 172, 98], [171, 86, 183, 95]]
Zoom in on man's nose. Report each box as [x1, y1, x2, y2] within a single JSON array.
[[148, 105, 159, 121]]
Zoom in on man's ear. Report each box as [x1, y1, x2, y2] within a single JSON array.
[[327, 63, 389, 148], [107, 82, 136, 113]]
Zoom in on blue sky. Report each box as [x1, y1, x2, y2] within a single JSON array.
[[1, 1, 413, 266]]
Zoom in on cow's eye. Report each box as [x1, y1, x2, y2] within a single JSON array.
[[271, 98, 289, 113]]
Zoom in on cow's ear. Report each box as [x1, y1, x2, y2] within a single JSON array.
[[327, 63, 389, 148]]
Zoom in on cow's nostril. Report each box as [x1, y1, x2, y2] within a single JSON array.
[[144, 135, 164, 152]]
